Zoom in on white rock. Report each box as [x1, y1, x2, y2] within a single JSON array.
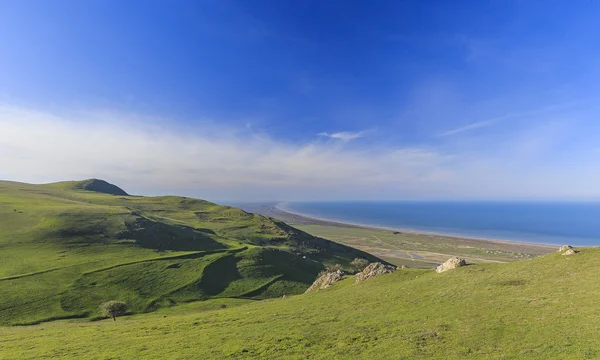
[[354, 262, 396, 283], [436, 257, 467, 273], [305, 270, 344, 292]]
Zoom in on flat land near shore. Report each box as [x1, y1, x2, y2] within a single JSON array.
[[238, 203, 555, 267]]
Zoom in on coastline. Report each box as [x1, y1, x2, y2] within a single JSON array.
[[274, 202, 558, 249]]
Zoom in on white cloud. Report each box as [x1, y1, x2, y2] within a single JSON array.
[[0, 106, 450, 200], [438, 117, 502, 137], [438, 102, 580, 137], [317, 131, 364, 141], [1, 104, 599, 201]]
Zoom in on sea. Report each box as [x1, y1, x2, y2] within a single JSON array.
[[277, 201, 600, 246]]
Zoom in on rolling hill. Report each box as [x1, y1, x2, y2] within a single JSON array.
[[2, 246, 599, 359], [0, 179, 379, 326]]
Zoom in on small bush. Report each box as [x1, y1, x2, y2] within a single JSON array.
[[351, 258, 369, 273], [99, 300, 127, 321], [317, 263, 344, 277], [325, 263, 343, 272]]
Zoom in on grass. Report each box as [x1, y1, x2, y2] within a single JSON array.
[[2, 247, 600, 358], [4, 179, 590, 359], [0, 179, 378, 326]]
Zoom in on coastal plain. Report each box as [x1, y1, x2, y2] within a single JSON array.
[[238, 203, 555, 267]]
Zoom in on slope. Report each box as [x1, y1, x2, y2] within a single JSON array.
[[0, 179, 378, 325], [46, 178, 130, 195], [1, 247, 598, 359]]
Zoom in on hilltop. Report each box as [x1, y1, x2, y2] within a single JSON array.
[[0, 179, 378, 326], [47, 178, 130, 195], [2, 246, 599, 359]]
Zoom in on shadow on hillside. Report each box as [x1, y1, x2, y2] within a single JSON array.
[[118, 216, 226, 252], [197, 255, 241, 296]]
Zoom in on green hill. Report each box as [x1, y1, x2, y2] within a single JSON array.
[[47, 178, 130, 195], [3, 179, 595, 359], [0, 179, 378, 326], [2, 246, 599, 359]]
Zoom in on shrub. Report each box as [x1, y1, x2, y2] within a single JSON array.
[[325, 263, 343, 272], [99, 300, 127, 321], [317, 263, 344, 277], [351, 258, 370, 273]]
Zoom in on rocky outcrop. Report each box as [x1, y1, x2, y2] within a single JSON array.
[[355, 262, 396, 283], [305, 270, 344, 292], [558, 245, 578, 256], [558, 245, 573, 252], [436, 257, 467, 273]]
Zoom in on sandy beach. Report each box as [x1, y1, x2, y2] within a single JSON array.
[[237, 202, 556, 266]]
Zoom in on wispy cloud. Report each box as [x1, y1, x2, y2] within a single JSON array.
[[438, 102, 579, 137], [1, 104, 598, 201], [438, 117, 504, 137], [0, 106, 448, 200], [317, 131, 364, 141]]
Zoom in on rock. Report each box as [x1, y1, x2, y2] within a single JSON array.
[[558, 245, 573, 252], [436, 257, 467, 273], [401, 265, 408, 269], [562, 249, 577, 256], [355, 262, 396, 283], [305, 270, 344, 292]]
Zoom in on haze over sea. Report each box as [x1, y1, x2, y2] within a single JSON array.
[[279, 201, 600, 246]]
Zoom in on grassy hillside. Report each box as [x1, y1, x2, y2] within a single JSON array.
[[0, 179, 378, 326], [2, 247, 599, 359]]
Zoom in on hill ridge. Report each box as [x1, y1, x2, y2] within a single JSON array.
[[0, 179, 379, 326], [64, 178, 129, 195]]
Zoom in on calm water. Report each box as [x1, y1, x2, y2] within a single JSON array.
[[279, 201, 600, 246]]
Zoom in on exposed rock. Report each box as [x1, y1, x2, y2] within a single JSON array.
[[401, 265, 408, 269], [355, 262, 396, 283], [436, 257, 467, 273], [558, 245, 573, 252], [305, 270, 344, 292], [562, 249, 578, 256]]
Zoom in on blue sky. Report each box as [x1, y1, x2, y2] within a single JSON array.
[[1, 0, 600, 201]]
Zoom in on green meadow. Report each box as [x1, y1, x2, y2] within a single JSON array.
[[0, 179, 376, 326], [2, 248, 600, 359], [2, 179, 598, 359]]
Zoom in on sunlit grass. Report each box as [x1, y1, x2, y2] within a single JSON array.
[[0, 180, 375, 326], [3, 249, 600, 359]]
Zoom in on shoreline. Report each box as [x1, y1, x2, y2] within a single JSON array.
[[274, 203, 558, 249]]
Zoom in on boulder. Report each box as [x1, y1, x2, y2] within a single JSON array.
[[562, 249, 577, 256], [436, 257, 467, 273], [558, 245, 573, 252], [355, 262, 396, 283], [305, 270, 344, 292]]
